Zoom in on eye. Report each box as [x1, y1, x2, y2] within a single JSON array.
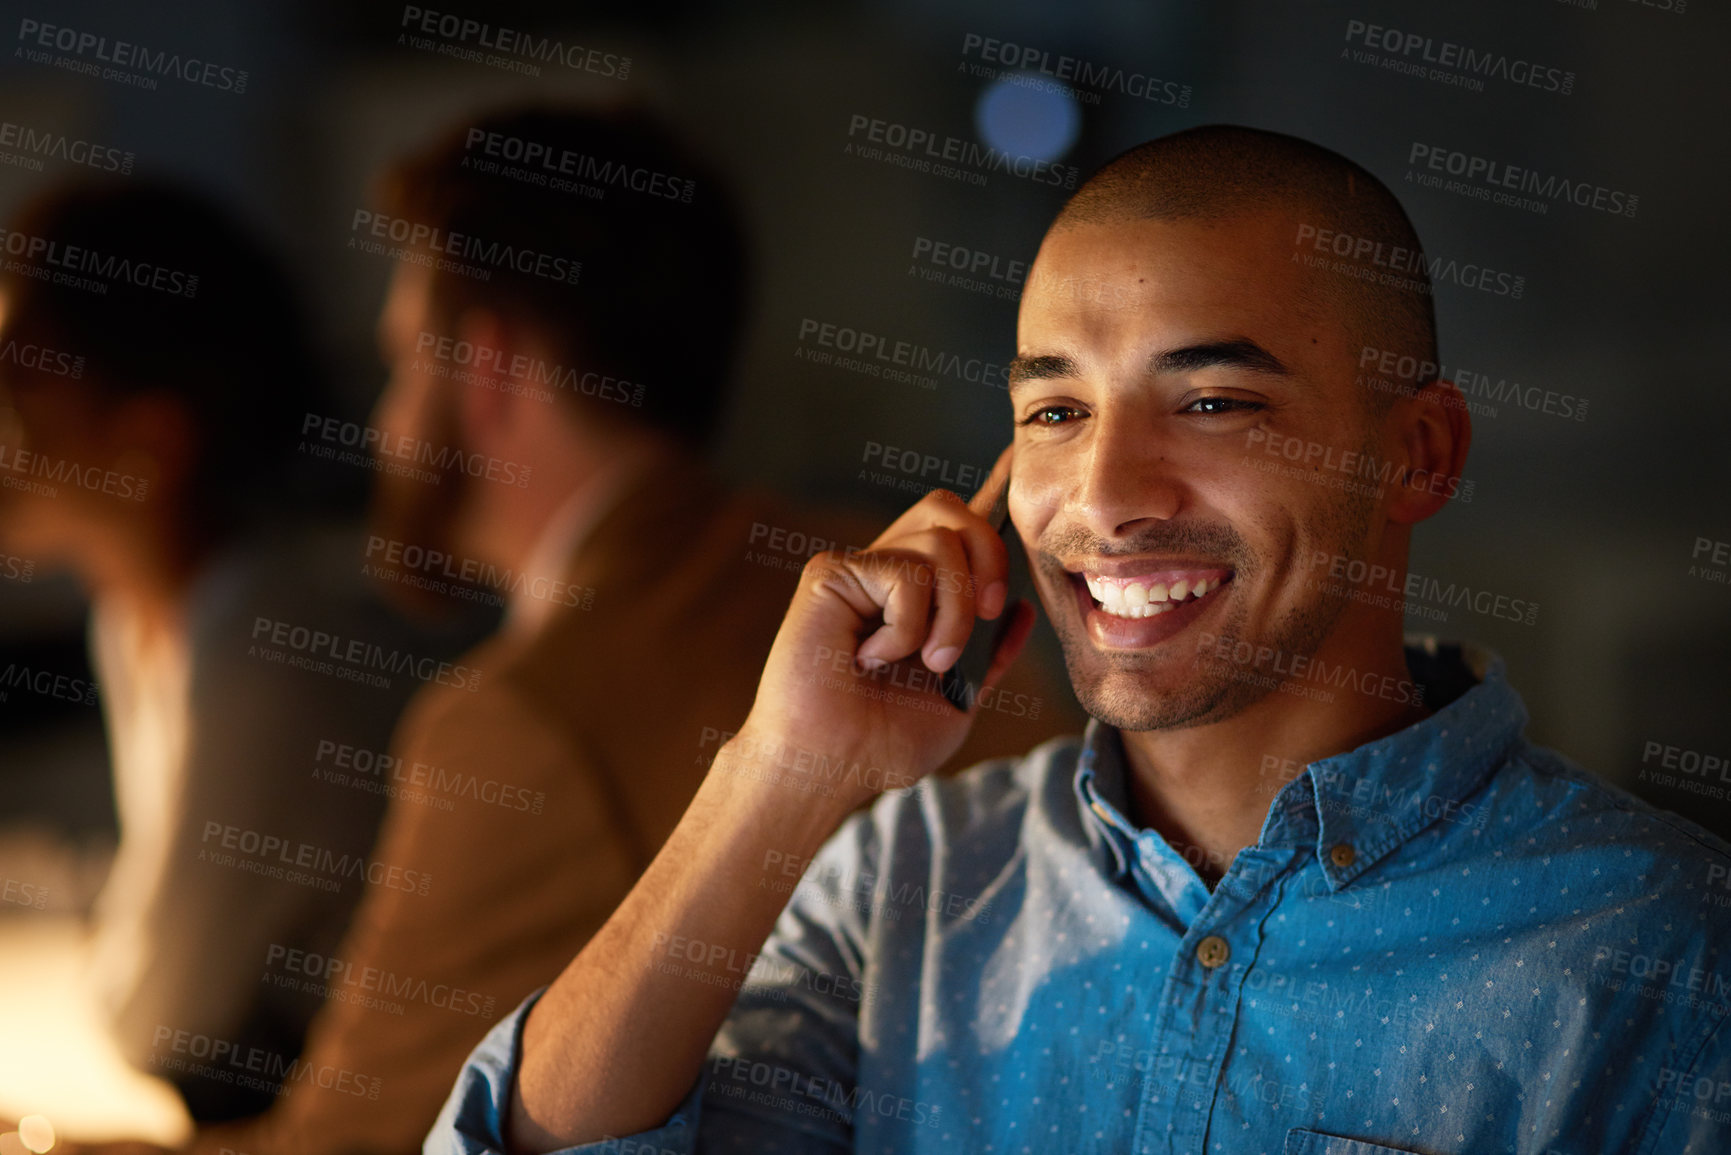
[[1183, 395, 1265, 416], [1017, 404, 1086, 427]]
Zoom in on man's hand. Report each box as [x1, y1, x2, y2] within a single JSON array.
[[734, 446, 1033, 811], [508, 448, 1033, 1152]]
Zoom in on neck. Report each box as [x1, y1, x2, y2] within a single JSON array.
[[468, 430, 676, 573], [82, 507, 209, 643], [1118, 619, 1428, 887]]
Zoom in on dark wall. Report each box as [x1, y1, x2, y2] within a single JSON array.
[[0, 0, 1726, 837]]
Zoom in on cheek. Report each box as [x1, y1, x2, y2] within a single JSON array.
[[1268, 495, 1367, 597], [1006, 494, 1045, 546], [1006, 449, 1070, 527], [1205, 484, 1307, 584], [373, 368, 435, 438]]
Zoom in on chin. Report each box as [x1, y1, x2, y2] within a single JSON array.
[[1066, 658, 1261, 732], [1055, 596, 1294, 732]]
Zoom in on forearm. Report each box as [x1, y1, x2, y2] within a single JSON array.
[[508, 473, 1019, 1151], [508, 739, 855, 1153]]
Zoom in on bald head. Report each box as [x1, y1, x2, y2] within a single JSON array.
[[1054, 125, 1437, 406]]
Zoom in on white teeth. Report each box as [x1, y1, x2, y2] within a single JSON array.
[[1083, 572, 1227, 619], [1088, 599, 1177, 619]]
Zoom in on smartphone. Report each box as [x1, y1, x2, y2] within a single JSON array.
[[939, 485, 1036, 712]]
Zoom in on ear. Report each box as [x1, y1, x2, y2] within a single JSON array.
[[1387, 378, 1472, 525]]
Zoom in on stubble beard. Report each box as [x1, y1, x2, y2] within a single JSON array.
[[1041, 454, 1381, 734], [366, 382, 471, 613]]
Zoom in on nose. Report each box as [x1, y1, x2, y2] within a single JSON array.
[[1068, 409, 1183, 539]]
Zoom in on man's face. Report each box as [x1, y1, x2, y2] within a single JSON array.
[[1008, 210, 1391, 731], [371, 261, 466, 562]]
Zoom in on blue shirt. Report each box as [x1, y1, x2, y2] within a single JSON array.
[[428, 641, 1731, 1155]]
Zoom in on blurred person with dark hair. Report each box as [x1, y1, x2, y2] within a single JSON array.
[[47, 104, 1077, 1155], [0, 182, 478, 1122]]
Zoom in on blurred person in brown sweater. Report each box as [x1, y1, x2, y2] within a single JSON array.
[[45, 105, 1078, 1155]]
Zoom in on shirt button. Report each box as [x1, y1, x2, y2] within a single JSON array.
[[1330, 843, 1357, 868], [1196, 935, 1230, 968]]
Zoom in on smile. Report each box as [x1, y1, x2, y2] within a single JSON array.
[[1080, 569, 1232, 619]]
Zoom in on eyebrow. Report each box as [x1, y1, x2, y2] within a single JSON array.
[[1007, 338, 1292, 393], [1153, 339, 1291, 377], [1006, 354, 1075, 389]]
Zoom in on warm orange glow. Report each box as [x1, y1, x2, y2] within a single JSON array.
[[0, 915, 189, 1145]]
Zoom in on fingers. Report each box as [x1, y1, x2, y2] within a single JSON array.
[[806, 450, 1020, 678], [852, 548, 935, 669], [909, 528, 974, 670], [877, 487, 1009, 619], [958, 521, 1009, 623], [962, 444, 1013, 619], [849, 526, 974, 670], [968, 443, 1013, 518]]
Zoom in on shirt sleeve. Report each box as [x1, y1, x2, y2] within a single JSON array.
[[698, 805, 879, 1152], [425, 808, 883, 1155], [425, 989, 707, 1155]]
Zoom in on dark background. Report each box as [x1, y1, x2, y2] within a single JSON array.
[[0, 0, 1726, 880]]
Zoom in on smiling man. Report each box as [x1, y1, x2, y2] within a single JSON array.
[[430, 126, 1731, 1155]]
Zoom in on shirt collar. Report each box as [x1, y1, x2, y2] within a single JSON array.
[[1301, 638, 1526, 888], [503, 452, 657, 639], [1073, 638, 1528, 889], [1075, 722, 1137, 880]]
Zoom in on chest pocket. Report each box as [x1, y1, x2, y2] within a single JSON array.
[[1284, 1129, 1427, 1155]]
